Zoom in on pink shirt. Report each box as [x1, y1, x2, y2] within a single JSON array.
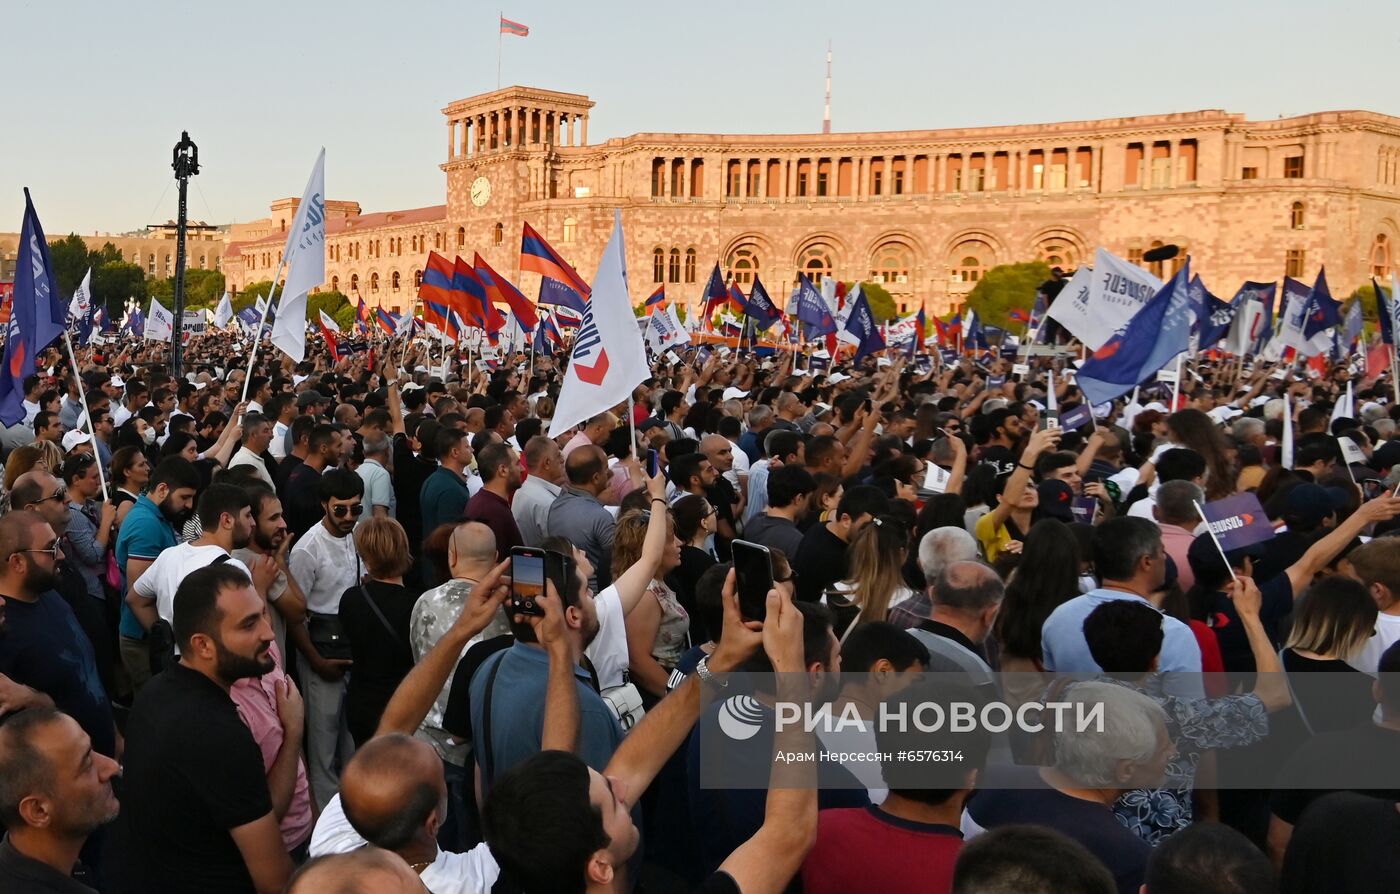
[[231, 643, 314, 850], [1159, 523, 1197, 593], [562, 431, 593, 459]]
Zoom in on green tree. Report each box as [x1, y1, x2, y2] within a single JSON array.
[[966, 261, 1052, 328], [48, 234, 91, 296], [91, 261, 146, 314], [237, 281, 276, 310], [308, 290, 355, 331], [844, 281, 898, 322]]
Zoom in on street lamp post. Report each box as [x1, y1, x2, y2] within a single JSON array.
[[170, 131, 199, 377]]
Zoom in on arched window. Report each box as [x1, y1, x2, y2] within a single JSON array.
[[1291, 202, 1305, 230], [869, 243, 913, 287], [563, 217, 577, 243], [1372, 234, 1392, 277], [370, 272, 380, 293], [435, 232, 443, 250], [1147, 240, 1165, 278], [798, 244, 835, 284], [668, 248, 681, 283], [948, 240, 993, 283], [331, 276, 339, 292], [493, 223, 504, 246], [350, 273, 359, 293], [456, 227, 466, 248], [684, 248, 697, 283], [414, 270, 423, 290], [198, 254, 206, 269], [148, 253, 156, 274], [727, 245, 760, 287], [652, 247, 665, 283], [131, 251, 140, 265], [392, 271, 401, 291], [1038, 241, 1076, 268]]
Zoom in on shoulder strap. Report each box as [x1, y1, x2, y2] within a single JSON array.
[[479, 651, 507, 787], [359, 583, 408, 651], [211, 553, 232, 566]]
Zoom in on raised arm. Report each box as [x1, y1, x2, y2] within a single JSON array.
[[988, 426, 1060, 530], [1285, 494, 1400, 594], [1227, 576, 1290, 711]]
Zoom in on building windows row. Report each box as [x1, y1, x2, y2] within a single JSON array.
[[1379, 147, 1400, 186], [1123, 141, 1198, 188], [653, 247, 699, 284]]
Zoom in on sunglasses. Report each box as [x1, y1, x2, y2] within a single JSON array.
[[22, 541, 62, 560], [27, 487, 68, 507], [331, 503, 365, 519]]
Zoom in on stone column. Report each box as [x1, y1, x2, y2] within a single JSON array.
[[581, 115, 589, 146], [1168, 140, 1178, 187], [447, 119, 456, 160], [855, 157, 865, 199], [787, 158, 797, 198], [1091, 145, 1103, 192], [564, 114, 573, 147], [756, 158, 767, 200], [681, 158, 691, 199]]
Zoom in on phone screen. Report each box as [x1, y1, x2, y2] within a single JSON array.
[[647, 449, 659, 478], [511, 548, 546, 616], [1363, 479, 1386, 501], [731, 540, 774, 621]]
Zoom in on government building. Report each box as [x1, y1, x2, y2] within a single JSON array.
[[219, 86, 1400, 318]]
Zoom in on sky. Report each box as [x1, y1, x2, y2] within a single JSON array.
[[5, 0, 1399, 235]]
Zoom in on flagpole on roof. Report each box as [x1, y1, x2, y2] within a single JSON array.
[[497, 10, 504, 89]]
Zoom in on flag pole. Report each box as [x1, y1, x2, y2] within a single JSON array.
[[63, 331, 108, 502], [497, 10, 504, 89], [1193, 500, 1239, 583], [1170, 354, 1184, 410], [240, 260, 287, 403]]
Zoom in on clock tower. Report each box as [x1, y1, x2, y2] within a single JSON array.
[[441, 86, 595, 272]]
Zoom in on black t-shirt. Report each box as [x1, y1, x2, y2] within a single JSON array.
[[0, 835, 95, 893], [1270, 723, 1400, 826], [338, 580, 419, 745], [666, 546, 718, 643], [1208, 573, 1292, 673], [707, 478, 739, 561], [1281, 649, 1380, 734], [442, 634, 515, 741], [695, 872, 741, 894], [274, 452, 304, 503], [1282, 792, 1400, 894], [392, 433, 436, 553], [793, 523, 848, 604], [283, 464, 324, 538], [0, 591, 115, 758], [121, 663, 274, 893]]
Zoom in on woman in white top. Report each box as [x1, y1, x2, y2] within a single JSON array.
[[827, 515, 916, 639]]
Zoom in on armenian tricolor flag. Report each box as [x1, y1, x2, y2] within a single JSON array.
[[419, 252, 464, 338], [520, 222, 589, 312], [644, 286, 667, 314], [355, 296, 371, 334], [499, 16, 528, 36], [474, 252, 538, 330], [374, 307, 399, 337]]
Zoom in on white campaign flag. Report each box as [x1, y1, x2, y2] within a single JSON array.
[[214, 291, 234, 328], [146, 297, 174, 342], [270, 149, 326, 362], [1330, 380, 1354, 425], [1281, 393, 1295, 469], [68, 267, 92, 324], [1227, 298, 1263, 356], [1048, 250, 1162, 350], [549, 211, 650, 438], [647, 302, 691, 353], [835, 284, 862, 346], [318, 309, 341, 333]]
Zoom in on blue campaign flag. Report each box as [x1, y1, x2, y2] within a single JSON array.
[[235, 307, 260, 334], [744, 275, 781, 330], [1200, 493, 1275, 552], [1196, 279, 1235, 350], [1240, 281, 1277, 352], [1076, 260, 1194, 407], [794, 274, 836, 337], [1373, 279, 1393, 347], [844, 289, 886, 362], [127, 308, 145, 338], [1343, 299, 1364, 346], [0, 190, 61, 425], [965, 310, 987, 349], [1058, 403, 1094, 431], [1302, 267, 1341, 340]]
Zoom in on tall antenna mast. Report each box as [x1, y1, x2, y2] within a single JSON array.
[[822, 41, 832, 134]]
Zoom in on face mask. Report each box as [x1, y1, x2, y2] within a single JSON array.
[[142, 428, 157, 446]]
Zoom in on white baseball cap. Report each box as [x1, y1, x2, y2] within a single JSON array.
[[827, 372, 851, 384], [721, 387, 750, 401], [62, 430, 92, 453]]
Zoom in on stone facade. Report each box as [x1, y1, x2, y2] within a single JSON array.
[[221, 86, 1400, 317], [0, 222, 228, 285]]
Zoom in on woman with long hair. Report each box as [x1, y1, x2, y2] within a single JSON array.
[[803, 473, 842, 533], [830, 515, 915, 634], [615, 508, 689, 704], [665, 493, 718, 640], [1281, 576, 1380, 733], [995, 519, 1082, 672], [3, 444, 46, 492], [109, 446, 151, 529], [1167, 408, 1237, 500]]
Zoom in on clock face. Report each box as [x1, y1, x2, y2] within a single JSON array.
[[470, 176, 491, 207]]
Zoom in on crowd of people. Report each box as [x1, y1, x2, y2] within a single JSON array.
[[0, 324, 1398, 894]]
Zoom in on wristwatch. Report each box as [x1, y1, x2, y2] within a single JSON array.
[[695, 655, 728, 688]]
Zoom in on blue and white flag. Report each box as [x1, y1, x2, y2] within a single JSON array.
[[270, 148, 326, 362], [1195, 277, 1235, 351], [1301, 267, 1341, 342], [0, 190, 62, 425], [744, 275, 781, 331], [214, 291, 234, 328], [794, 274, 836, 337], [1342, 299, 1364, 347], [1076, 260, 1194, 407], [125, 307, 145, 338], [844, 288, 886, 362], [1046, 249, 1161, 350], [69, 267, 95, 346]]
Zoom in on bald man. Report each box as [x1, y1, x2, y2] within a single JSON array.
[[907, 560, 1004, 687], [547, 445, 618, 590], [562, 412, 616, 459], [701, 434, 743, 557], [289, 846, 429, 893], [407, 521, 504, 850]]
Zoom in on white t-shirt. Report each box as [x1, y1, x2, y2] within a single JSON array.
[[310, 794, 500, 893], [229, 446, 274, 487], [270, 421, 290, 459], [1351, 612, 1400, 675], [586, 584, 630, 690], [724, 438, 750, 493], [132, 543, 251, 630]]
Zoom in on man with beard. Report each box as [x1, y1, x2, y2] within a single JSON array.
[[0, 512, 116, 765], [288, 468, 365, 810], [126, 484, 275, 656], [0, 708, 122, 893], [232, 484, 308, 659], [121, 562, 299, 894], [464, 443, 523, 560], [114, 457, 200, 690]]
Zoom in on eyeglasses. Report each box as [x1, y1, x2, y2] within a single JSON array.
[[331, 503, 365, 519], [22, 542, 61, 560], [26, 487, 67, 507]]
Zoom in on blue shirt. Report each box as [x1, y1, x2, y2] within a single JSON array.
[[115, 494, 178, 639], [1041, 588, 1204, 699], [470, 642, 622, 790]]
